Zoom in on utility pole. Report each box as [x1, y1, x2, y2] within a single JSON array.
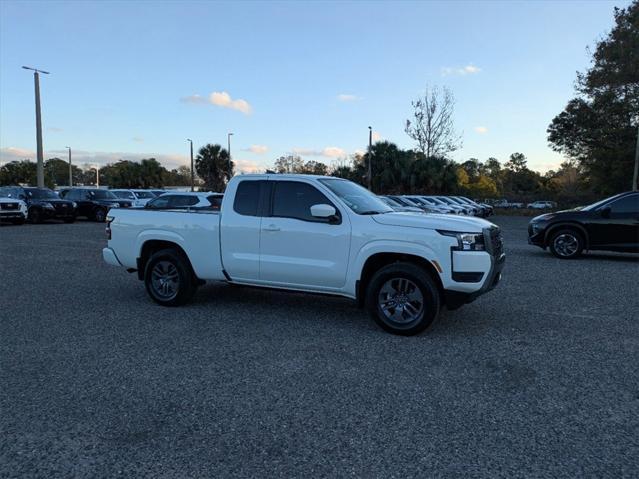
[[227, 132, 233, 176], [94, 167, 100, 188], [65, 146, 72, 186], [633, 124, 639, 191], [22, 66, 50, 187], [367, 126, 373, 191], [187, 139, 194, 191]]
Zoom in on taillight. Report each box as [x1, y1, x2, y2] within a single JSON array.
[[106, 215, 114, 240]]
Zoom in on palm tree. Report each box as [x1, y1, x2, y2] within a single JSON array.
[[195, 144, 234, 192]]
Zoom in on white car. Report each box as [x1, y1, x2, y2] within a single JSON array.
[[145, 192, 223, 211], [527, 201, 555, 209], [103, 175, 505, 336], [110, 189, 157, 208], [0, 197, 28, 225]]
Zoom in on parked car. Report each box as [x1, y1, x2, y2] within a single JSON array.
[[412, 196, 458, 215], [424, 196, 468, 215], [445, 196, 480, 216], [111, 189, 157, 207], [453, 196, 492, 217], [402, 196, 449, 214], [103, 174, 505, 336], [145, 192, 223, 211], [59, 188, 132, 222], [0, 196, 28, 224], [493, 199, 524, 209], [528, 191, 639, 258], [527, 201, 555, 209], [0, 186, 77, 223], [378, 196, 424, 213], [150, 190, 166, 197]]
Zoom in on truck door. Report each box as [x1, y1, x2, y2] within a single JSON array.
[[258, 180, 351, 289], [219, 179, 267, 281]]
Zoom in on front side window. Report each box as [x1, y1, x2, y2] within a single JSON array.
[[272, 181, 336, 222], [318, 178, 392, 215], [609, 194, 639, 214], [233, 181, 262, 216]]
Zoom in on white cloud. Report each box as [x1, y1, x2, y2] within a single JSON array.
[[180, 91, 253, 115], [474, 126, 488, 134], [132, 136, 144, 143], [233, 158, 263, 174], [242, 145, 268, 154], [441, 64, 481, 76], [337, 94, 359, 102], [292, 146, 346, 158], [1, 146, 188, 170]]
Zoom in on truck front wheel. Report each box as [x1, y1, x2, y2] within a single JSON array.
[[144, 248, 197, 306], [365, 262, 440, 336]]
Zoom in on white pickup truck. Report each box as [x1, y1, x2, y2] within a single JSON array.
[[103, 175, 505, 335]]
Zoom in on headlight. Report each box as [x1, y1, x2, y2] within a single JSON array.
[[438, 230, 485, 251]]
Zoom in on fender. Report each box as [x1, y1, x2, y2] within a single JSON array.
[[346, 239, 441, 296]]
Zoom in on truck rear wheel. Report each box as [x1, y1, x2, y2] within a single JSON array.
[[365, 262, 440, 336], [144, 248, 197, 306]]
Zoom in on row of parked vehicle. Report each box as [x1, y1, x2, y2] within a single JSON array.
[[490, 199, 558, 209], [378, 195, 494, 217], [0, 186, 224, 225]]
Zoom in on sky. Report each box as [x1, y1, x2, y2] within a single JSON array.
[[0, 0, 629, 174]]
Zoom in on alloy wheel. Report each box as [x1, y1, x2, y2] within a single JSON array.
[[151, 261, 180, 300], [378, 277, 424, 324], [553, 233, 579, 257]]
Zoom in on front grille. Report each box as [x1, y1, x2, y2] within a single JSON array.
[[484, 227, 504, 257], [0, 202, 19, 211]]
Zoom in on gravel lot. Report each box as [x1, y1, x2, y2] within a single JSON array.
[[1, 216, 638, 478]]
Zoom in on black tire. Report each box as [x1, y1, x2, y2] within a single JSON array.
[[144, 248, 197, 306], [29, 208, 43, 224], [93, 208, 106, 222], [365, 262, 440, 336], [63, 216, 76, 224], [548, 228, 584, 259]]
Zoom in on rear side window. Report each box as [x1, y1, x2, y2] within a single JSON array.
[[234, 181, 261, 216], [609, 194, 639, 214], [271, 181, 335, 222], [170, 196, 199, 208], [206, 195, 223, 210]]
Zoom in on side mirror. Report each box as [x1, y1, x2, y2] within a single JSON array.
[[310, 204, 337, 220], [600, 206, 611, 218]]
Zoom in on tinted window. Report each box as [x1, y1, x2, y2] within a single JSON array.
[[206, 195, 223, 210], [112, 190, 135, 199], [609, 194, 639, 214], [234, 181, 261, 216], [272, 181, 335, 222], [170, 195, 199, 207], [147, 196, 171, 209]]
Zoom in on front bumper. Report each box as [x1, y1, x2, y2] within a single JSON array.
[[0, 211, 27, 220], [102, 247, 122, 267], [445, 252, 505, 310], [527, 223, 546, 248]]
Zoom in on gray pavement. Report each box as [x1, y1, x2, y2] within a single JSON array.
[[1, 216, 638, 478]]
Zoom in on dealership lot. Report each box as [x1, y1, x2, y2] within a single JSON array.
[[1, 217, 638, 477]]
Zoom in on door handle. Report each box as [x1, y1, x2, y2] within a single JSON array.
[[263, 224, 280, 232]]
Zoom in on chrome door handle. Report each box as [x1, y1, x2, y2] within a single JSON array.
[[263, 224, 280, 232]]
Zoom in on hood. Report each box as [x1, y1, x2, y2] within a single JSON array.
[[372, 212, 495, 233]]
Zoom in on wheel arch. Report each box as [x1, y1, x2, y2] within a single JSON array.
[[544, 222, 589, 250], [356, 252, 444, 307], [137, 239, 195, 281]]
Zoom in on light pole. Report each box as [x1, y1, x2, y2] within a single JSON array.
[[367, 126, 373, 191], [227, 132, 233, 176], [187, 139, 194, 191], [65, 146, 72, 186], [92, 166, 100, 188], [22, 66, 50, 188]]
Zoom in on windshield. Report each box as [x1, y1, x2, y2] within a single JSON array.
[[134, 191, 155, 198], [91, 190, 118, 200], [319, 179, 393, 215], [26, 188, 58, 199], [112, 191, 135, 199], [427, 197, 446, 206], [380, 196, 401, 207], [581, 193, 626, 211]]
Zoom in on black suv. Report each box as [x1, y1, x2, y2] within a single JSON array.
[[59, 188, 132, 222], [0, 186, 77, 223], [528, 191, 639, 258]]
